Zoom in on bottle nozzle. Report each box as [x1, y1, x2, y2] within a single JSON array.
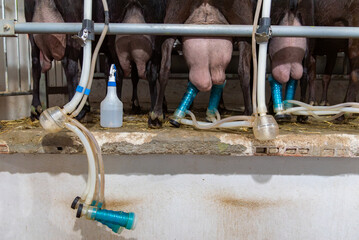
[[110, 64, 116, 80]]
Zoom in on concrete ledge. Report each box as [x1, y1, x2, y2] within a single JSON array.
[[1, 115, 359, 157]]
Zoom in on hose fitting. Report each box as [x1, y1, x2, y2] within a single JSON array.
[[268, 75, 292, 122], [268, 75, 284, 113], [39, 106, 68, 133], [284, 78, 298, 109], [98, 220, 124, 234], [206, 81, 226, 121], [170, 81, 199, 127], [86, 207, 136, 230]]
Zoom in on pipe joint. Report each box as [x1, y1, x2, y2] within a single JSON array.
[[39, 106, 68, 133], [268, 75, 284, 113], [75, 204, 136, 233], [170, 81, 199, 127], [73, 19, 95, 46], [206, 81, 226, 121], [284, 78, 298, 109], [256, 17, 272, 43]]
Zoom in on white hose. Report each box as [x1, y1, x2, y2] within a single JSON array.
[[257, 0, 272, 115], [257, 44, 268, 115], [282, 100, 359, 121], [251, 0, 262, 116], [289, 109, 359, 115], [65, 123, 97, 205], [84, 0, 93, 20], [180, 119, 253, 128], [284, 100, 359, 111], [184, 110, 253, 129], [72, 0, 110, 118], [63, 42, 92, 114], [70, 118, 105, 205], [82, 164, 91, 201], [215, 110, 221, 121], [63, 0, 93, 114]]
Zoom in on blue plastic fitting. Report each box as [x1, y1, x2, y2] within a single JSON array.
[[173, 81, 199, 119], [284, 78, 298, 109], [90, 200, 103, 209], [206, 81, 226, 118], [268, 74, 284, 113], [98, 220, 123, 233], [92, 208, 136, 230]]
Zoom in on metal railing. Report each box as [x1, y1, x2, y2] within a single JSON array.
[[1, 4, 358, 99], [12, 22, 359, 38], [0, 0, 32, 96]]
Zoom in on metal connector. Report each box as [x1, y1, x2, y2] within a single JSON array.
[[0, 20, 15, 36], [72, 19, 94, 46], [256, 17, 272, 43]]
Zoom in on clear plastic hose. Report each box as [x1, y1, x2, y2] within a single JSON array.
[[284, 100, 359, 111], [215, 110, 221, 121], [282, 100, 359, 121], [65, 122, 97, 205], [184, 110, 253, 129], [70, 118, 105, 206]]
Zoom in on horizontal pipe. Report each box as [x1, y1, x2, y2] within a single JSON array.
[[14, 23, 359, 38], [0, 91, 32, 96]]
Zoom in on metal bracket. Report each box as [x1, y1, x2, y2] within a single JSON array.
[[72, 19, 94, 47], [0, 20, 15, 37], [256, 17, 272, 43]]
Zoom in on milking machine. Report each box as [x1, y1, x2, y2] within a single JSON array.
[[2, 0, 357, 234], [268, 72, 359, 121], [269, 76, 298, 121], [38, 0, 136, 234], [169, 0, 279, 141], [268, 69, 359, 121]]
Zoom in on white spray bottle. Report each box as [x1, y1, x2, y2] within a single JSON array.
[[100, 64, 123, 128]]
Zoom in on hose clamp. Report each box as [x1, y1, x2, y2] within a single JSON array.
[[256, 17, 272, 43], [72, 19, 95, 47]]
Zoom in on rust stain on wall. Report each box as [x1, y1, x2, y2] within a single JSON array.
[[218, 196, 278, 210], [210, 192, 287, 239], [104, 199, 141, 210]]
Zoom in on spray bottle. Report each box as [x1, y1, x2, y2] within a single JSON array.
[[100, 64, 123, 128]]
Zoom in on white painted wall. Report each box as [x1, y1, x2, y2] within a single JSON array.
[[1, 154, 359, 240]]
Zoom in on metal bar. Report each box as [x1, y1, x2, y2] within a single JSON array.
[[271, 26, 359, 38], [0, 90, 32, 96], [2, 0, 9, 92], [47, 86, 67, 95], [26, 36, 32, 90], [15, 0, 21, 91], [13, 23, 359, 38]]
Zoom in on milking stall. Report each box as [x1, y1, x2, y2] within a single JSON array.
[[2, 0, 359, 239]]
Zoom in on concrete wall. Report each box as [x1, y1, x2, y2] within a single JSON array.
[[1, 154, 359, 240], [0, 95, 31, 120]]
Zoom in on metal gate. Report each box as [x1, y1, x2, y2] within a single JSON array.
[[0, 0, 74, 109], [0, 0, 32, 97]]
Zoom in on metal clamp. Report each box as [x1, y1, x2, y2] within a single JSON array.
[[255, 17, 272, 43], [72, 19, 94, 47], [0, 20, 15, 37]]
